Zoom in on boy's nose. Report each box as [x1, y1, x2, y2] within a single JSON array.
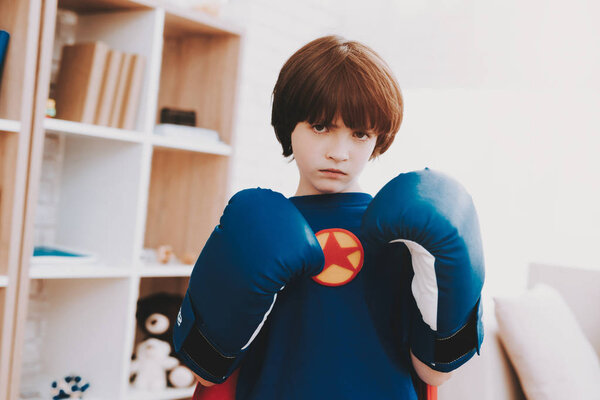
[[326, 137, 350, 162]]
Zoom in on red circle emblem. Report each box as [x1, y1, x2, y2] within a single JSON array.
[[312, 228, 364, 287]]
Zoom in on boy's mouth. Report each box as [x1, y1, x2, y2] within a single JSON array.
[[319, 169, 347, 175]]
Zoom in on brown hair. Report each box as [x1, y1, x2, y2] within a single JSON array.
[[271, 35, 403, 159]]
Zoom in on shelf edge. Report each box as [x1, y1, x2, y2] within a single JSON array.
[[151, 135, 232, 155], [0, 118, 22, 133], [44, 118, 147, 144], [29, 263, 132, 279]]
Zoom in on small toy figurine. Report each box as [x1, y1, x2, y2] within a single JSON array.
[[51, 375, 90, 399], [46, 98, 56, 118], [157, 245, 174, 264]]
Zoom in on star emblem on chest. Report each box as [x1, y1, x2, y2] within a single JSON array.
[[313, 228, 364, 286]]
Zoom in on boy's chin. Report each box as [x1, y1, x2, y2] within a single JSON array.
[[313, 181, 351, 195]]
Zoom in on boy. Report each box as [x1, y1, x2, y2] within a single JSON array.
[[174, 35, 484, 399]]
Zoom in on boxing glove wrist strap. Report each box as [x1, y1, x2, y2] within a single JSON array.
[[411, 298, 483, 372], [181, 324, 237, 382], [434, 305, 479, 364]]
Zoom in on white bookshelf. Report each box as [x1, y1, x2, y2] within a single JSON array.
[[10, 0, 244, 399], [0, 118, 21, 133]]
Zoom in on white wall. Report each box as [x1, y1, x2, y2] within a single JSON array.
[[222, 0, 600, 297]]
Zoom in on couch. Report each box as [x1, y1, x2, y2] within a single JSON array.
[[438, 263, 600, 399]]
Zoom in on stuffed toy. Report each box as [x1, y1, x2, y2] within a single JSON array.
[[130, 338, 179, 390], [51, 375, 90, 399], [136, 292, 182, 348], [168, 365, 196, 388], [134, 292, 195, 388]]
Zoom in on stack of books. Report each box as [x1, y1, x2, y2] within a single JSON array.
[[54, 41, 145, 130]]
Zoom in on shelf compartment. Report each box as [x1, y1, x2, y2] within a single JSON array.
[[45, 118, 146, 143], [128, 385, 196, 400], [23, 278, 132, 399], [129, 277, 190, 394], [156, 32, 241, 149], [0, 119, 21, 133], [52, 7, 163, 133], [42, 134, 146, 267], [0, 133, 19, 276], [0, 0, 39, 122], [144, 148, 228, 259]]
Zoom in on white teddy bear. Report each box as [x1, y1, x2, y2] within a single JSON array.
[[130, 338, 179, 390]]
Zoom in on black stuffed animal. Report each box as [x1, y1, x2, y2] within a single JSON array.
[[134, 292, 195, 388], [136, 292, 183, 353]]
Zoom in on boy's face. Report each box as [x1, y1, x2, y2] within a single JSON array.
[[291, 116, 377, 196]]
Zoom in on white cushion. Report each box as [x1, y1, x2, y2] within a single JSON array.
[[494, 283, 600, 400]]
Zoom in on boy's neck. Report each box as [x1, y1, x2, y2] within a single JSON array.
[[294, 182, 363, 197]]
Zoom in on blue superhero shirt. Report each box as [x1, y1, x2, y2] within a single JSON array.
[[235, 192, 418, 400]]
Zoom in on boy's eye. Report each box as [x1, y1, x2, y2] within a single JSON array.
[[354, 131, 371, 140], [312, 124, 328, 133]]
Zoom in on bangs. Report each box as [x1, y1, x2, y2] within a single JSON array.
[[302, 61, 399, 136]]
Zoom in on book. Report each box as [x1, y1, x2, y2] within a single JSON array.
[[0, 30, 9, 88], [109, 52, 133, 128], [55, 41, 110, 124], [119, 53, 145, 130], [95, 49, 123, 126]]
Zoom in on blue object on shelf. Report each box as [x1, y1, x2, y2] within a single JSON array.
[[0, 30, 9, 86], [34, 246, 88, 258], [32, 245, 96, 264]]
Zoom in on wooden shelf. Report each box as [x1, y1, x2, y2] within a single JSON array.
[[45, 118, 146, 144], [151, 134, 232, 155], [0, 119, 20, 133], [29, 263, 131, 279], [128, 385, 196, 400]]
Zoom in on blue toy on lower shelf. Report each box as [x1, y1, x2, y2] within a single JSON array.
[[51, 375, 90, 400]]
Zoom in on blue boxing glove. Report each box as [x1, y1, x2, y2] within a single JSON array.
[[362, 168, 484, 372], [173, 188, 325, 383]]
